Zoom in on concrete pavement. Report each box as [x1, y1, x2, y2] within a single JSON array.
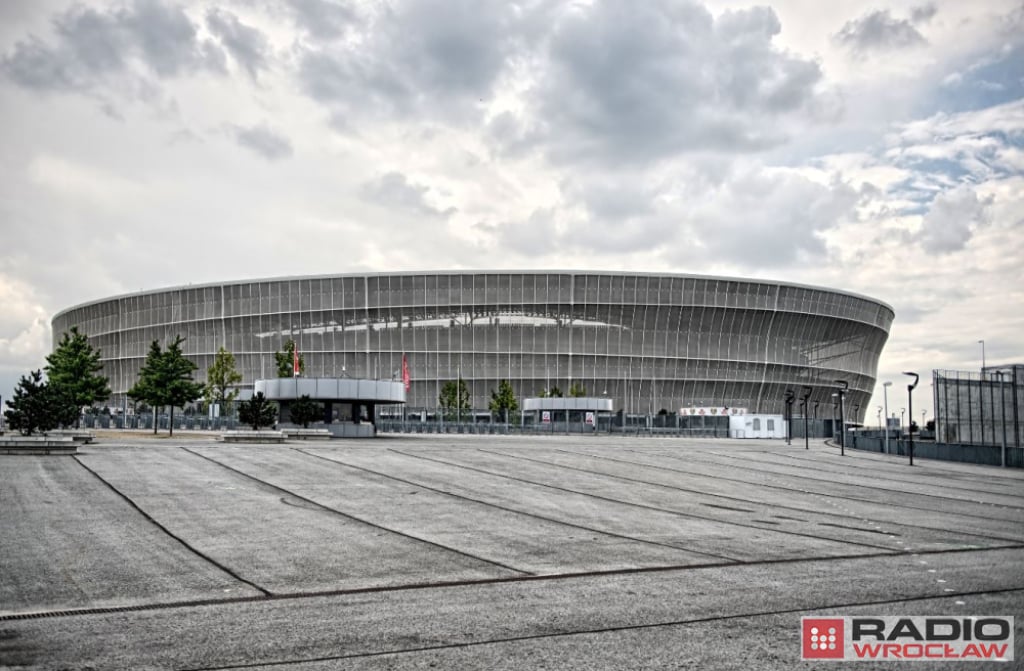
[[2, 435, 1021, 669]]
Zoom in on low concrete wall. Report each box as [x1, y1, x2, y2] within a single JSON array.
[[0, 436, 78, 455], [282, 428, 332, 441], [326, 423, 375, 438], [849, 433, 1023, 468], [218, 431, 285, 444]]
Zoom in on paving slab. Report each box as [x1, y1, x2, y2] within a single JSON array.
[[0, 456, 260, 615], [190, 446, 713, 573], [412, 446, 1016, 552], [3, 548, 1021, 670], [305, 447, 879, 562], [76, 447, 516, 594]]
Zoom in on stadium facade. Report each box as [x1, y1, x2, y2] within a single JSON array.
[[51, 271, 893, 420]]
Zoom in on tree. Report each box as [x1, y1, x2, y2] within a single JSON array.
[[129, 340, 168, 435], [569, 381, 587, 397], [128, 336, 203, 436], [163, 336, 204, 437], [439, 377, 470, 420], [540, 385, 563, 398], [274, 339, 305, 378], [488, 379, 518, 423], [3, 370, 77, 435], [288, 394, 322, 428], [239, 392, 277, 430], [204, 347, 242, 414], [45, 326, 111, 428]]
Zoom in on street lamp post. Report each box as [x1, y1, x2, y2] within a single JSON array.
[[784, 389, 794, 446], [802, 386, 812, 450], [979, 340, 986, 372], [834, 380, 848, 456], [883, 381, 892, 455], [903, 372, 919, 466], [996, 371, 1007, 467]]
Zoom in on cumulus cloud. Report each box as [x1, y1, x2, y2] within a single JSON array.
[[287, 0, 360, 40], [205, 8, 271, 81], [507, 1, 829, 165], [297, 0, 520, 122], [915, 185, 993, 253], [1, 0, 225, 96], [0, 274, 51, 375], [834, 9, 927, 53], [359, 172, 455, 218], [232, 124, 293, 160]]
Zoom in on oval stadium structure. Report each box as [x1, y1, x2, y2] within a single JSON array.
[[51, 271, 893, 419]]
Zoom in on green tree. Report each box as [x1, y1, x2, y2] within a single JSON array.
[[3, 370, 78, 435], [204, 346, 242, 414], [288, 394, 322, 428], [45, 326, 111, 428], [488, 379, 518, 423], [541, 385, 563, 398], [163, 336, 204, 437], [239, 392, 278, 430], [128, 340, 168, 435], [569, 381, 587, 397], [439, 377, 470, 420], [274, 339, 305, 378], [128, 336, 203, 436]]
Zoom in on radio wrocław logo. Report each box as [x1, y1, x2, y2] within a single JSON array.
[[801, 616, 1014, 661]]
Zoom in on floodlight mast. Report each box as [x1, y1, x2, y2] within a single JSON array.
[[903, 372, 919, 466]]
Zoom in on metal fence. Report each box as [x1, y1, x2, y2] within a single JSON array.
[[934, 367, 1022, 448]]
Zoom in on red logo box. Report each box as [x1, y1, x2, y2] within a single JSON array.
[[802, 618, 845, 659]]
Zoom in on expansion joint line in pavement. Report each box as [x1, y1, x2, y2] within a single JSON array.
[[178, 585, 1024, 671], [706, 447, 1024, 497], [392, 448, 901, 554], [71, 455, 272, 597], [293, 448, 739, 563], [479, 448, 1024, 546], [3, 545, 1021, 623], [178, 447, 529, 576], [559, 447, 1024, 525], [650, 446, 1024, 511]]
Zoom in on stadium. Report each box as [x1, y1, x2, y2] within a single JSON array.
[[51, 271, 893, 421]]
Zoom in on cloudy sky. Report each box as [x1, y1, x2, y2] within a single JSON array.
[[1, 0, 1022, 421]]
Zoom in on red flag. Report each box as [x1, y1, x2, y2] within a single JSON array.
[[293, 343, 300, 377], [402, 354, 410, 391]]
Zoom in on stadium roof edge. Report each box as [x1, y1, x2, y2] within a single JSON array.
[[52, 270, 895, 322]]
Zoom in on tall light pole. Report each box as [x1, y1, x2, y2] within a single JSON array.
[[903, 371, 919, 466], [883, 381, 892, 455], [996, 371, 1007, 467], [834, 380, 848, 456], [979, 340, 986, 372]]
